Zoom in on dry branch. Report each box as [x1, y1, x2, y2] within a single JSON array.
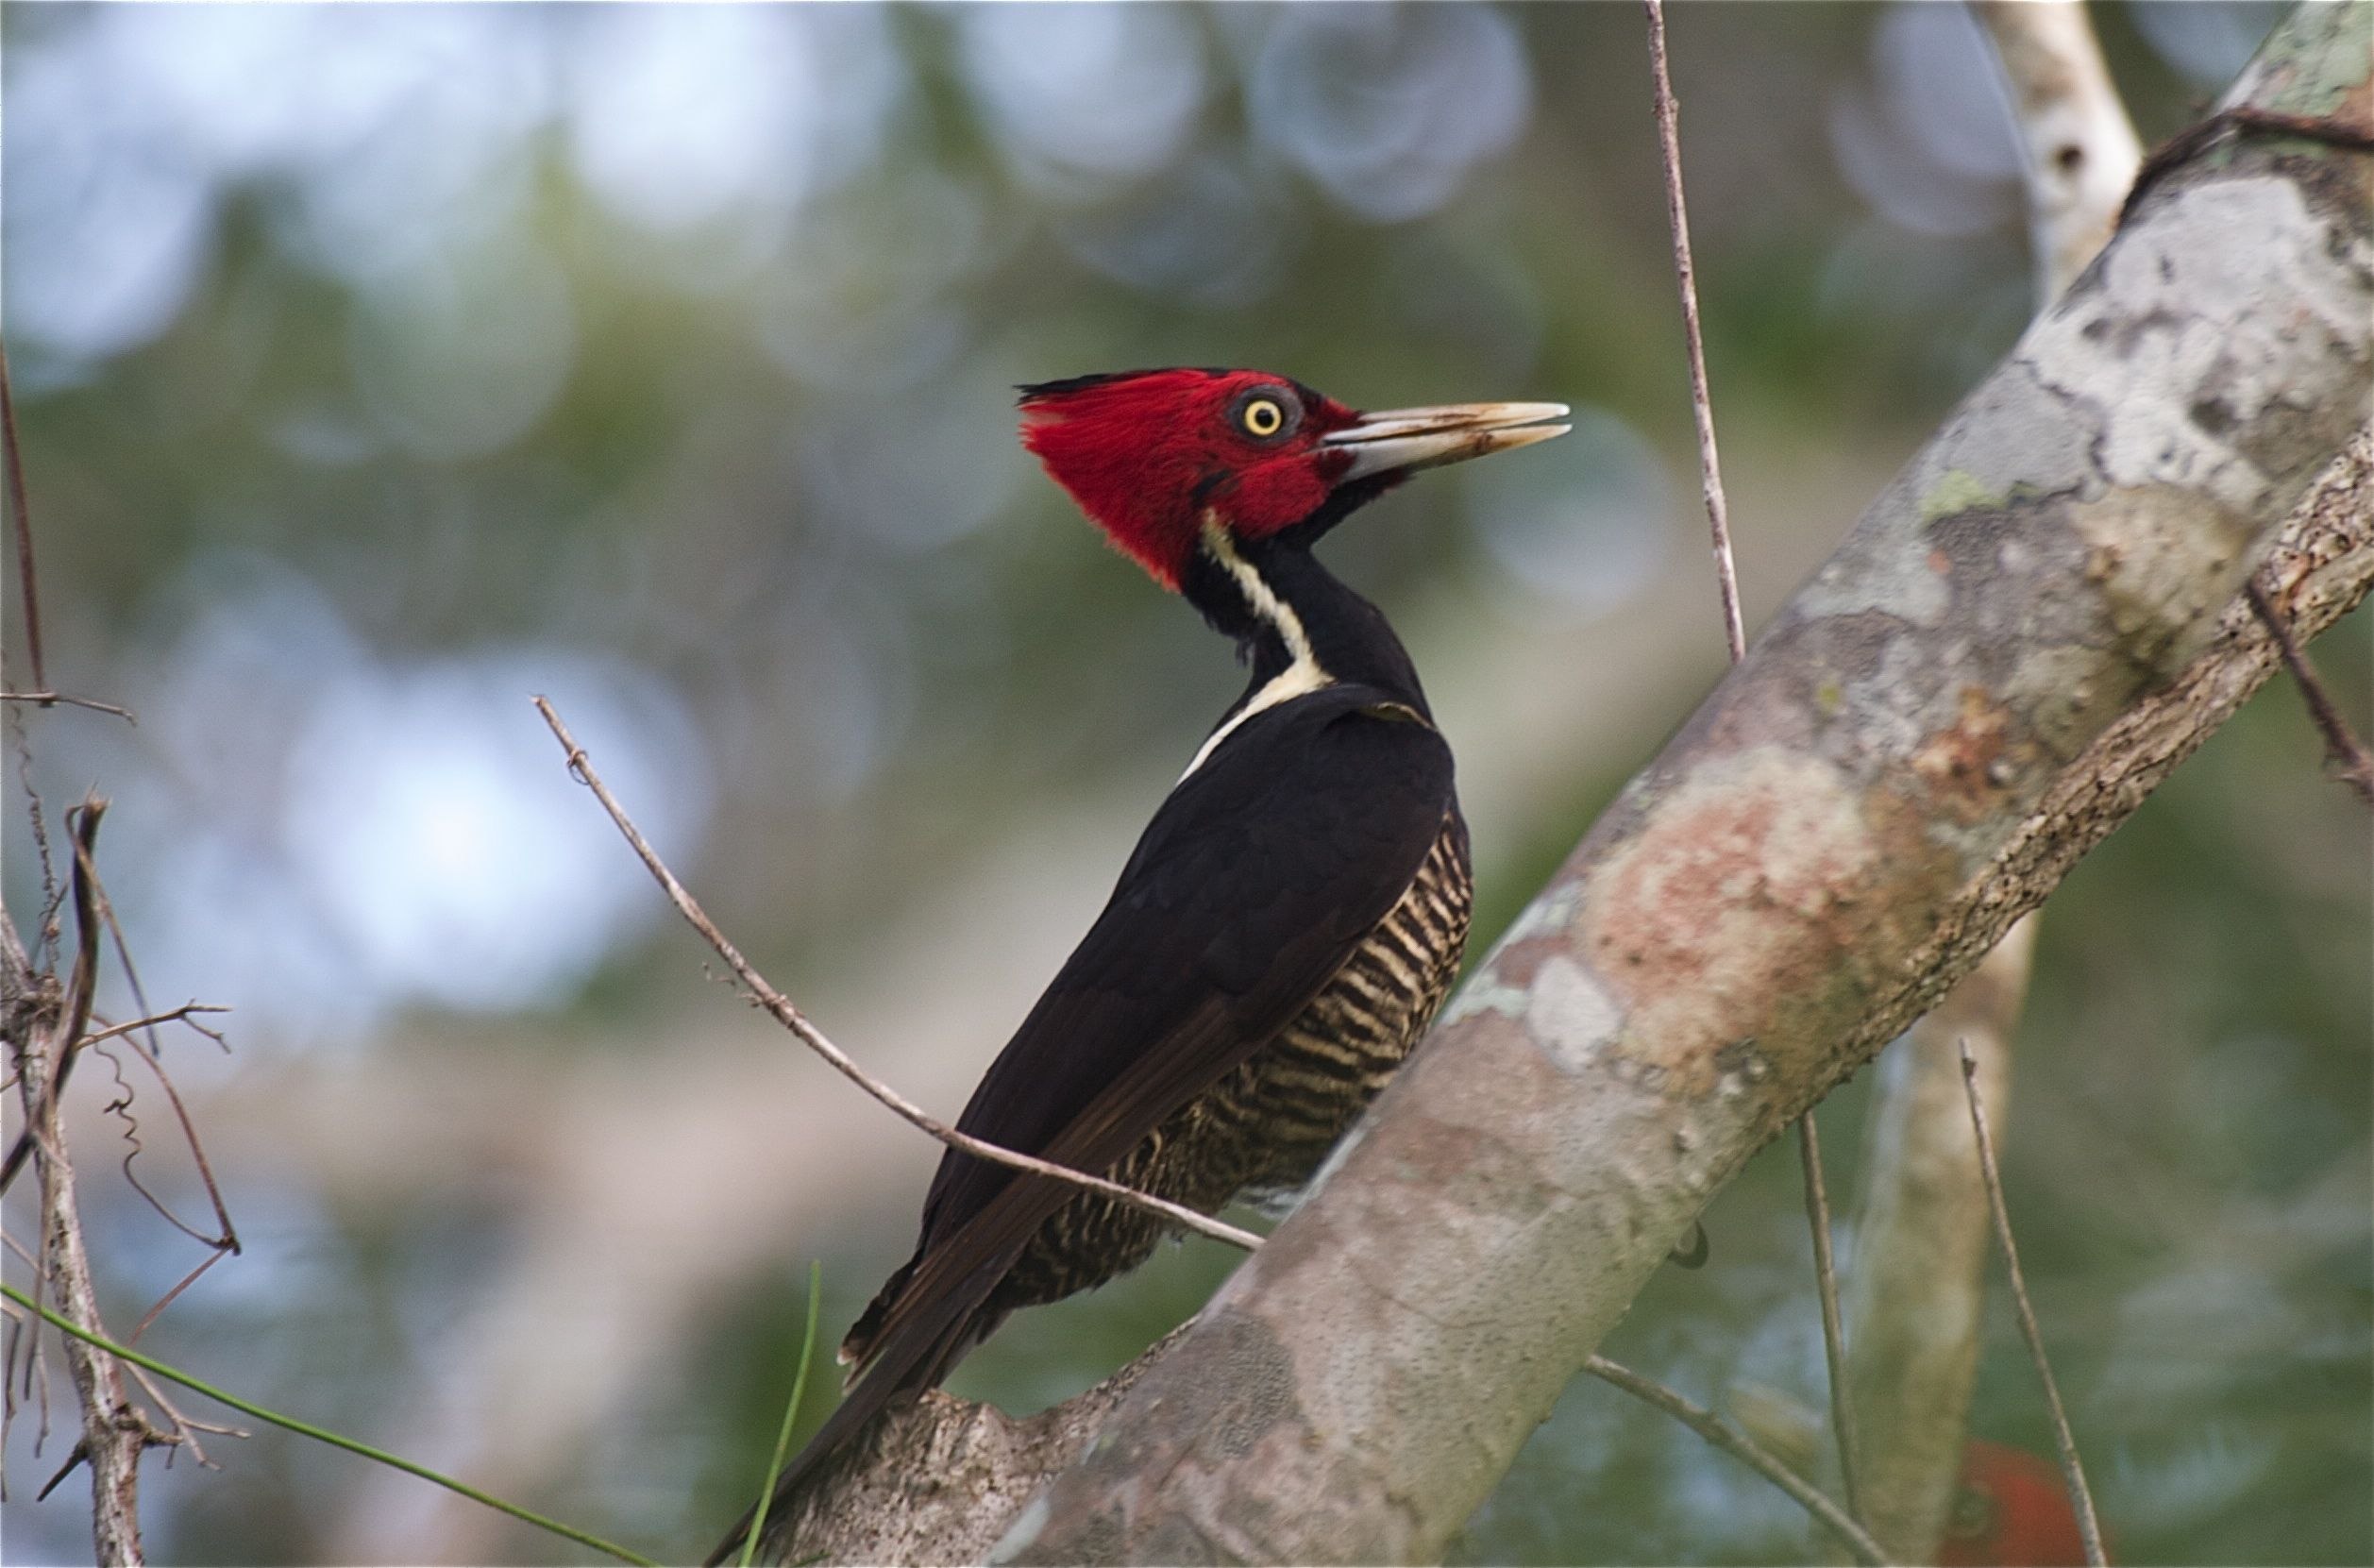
[[1642, 0, 1745, 666], [8, 801, 167, 1564], [2245, 577, 2374, 802], [1, 341, 46, 697]]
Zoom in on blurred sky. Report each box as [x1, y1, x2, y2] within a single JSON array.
[[4, 4, 2363, 1565]]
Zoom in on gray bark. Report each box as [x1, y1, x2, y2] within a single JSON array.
[[768, 6, 2374, 1560], [1828, 7, 2142, 1556]]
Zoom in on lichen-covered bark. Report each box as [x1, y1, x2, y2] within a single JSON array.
[[996, 8, 2373, 1560], [755, 1328, 1183, 1566], [1835, 8, 2139, 1555]]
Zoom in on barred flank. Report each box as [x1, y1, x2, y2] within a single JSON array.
[[992, 812, 1472, 1313]]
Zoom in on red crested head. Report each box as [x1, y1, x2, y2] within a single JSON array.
[[1018, 369, 1367, 589]]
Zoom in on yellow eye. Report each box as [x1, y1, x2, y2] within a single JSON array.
[[1241, 397, 1285, 438]]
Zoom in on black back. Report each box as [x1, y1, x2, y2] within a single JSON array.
[[708, 682, 1454, 1563]]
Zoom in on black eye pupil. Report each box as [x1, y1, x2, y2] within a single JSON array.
[[1248, 401, 1279, 433]]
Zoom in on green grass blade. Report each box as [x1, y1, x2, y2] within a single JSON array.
[[738, 1260, 824, 1568], [1, 1282, 659, 1567]]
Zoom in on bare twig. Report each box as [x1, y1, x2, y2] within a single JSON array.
[[1796, 1113, 1864, 1523], [17, 801, 158, 1563], [1584, 1357, 1887, 1566], [128, 1248, 234, 1349], [2121, 104, 2374, 228], [532, 696, 1265, 1256], [73, 842, 243, 1253], [1958, 1038, 2105, 1566], [1, 342, 45, 697], [74, 1003, 231, 1054], [123, 1363, 244, 1470], [92, 1038, 239, 1256], [1645, 0, 1866, 1524], [11, 714, 62, 966], [0, 693, 135, 722], [1, 801, 105, 1196], [2246, 578, 2374, 804], [1642, 0, 1744, 664]]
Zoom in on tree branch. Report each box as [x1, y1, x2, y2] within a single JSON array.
[[1, 342, 46, 698], [14, 801, 161, 1564], [998, 8, 2372, 1558], [2244, 577, 2374, 802], [1974, 0, 2145, 304], [1833, 6, 2142, 1556]]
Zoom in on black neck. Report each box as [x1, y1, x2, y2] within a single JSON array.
[[1178, 531, 1432, 718]]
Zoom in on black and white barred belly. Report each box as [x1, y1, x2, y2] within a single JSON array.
[[989, 808, 1473, 1316]]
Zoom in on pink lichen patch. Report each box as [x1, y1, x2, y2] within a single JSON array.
[[1576, 750, 1881, 1096], [1912, 685, 2022, 821]]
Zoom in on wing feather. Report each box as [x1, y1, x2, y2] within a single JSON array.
[[857, 684, 1454, 1372]]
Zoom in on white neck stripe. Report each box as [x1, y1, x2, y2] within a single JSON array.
[[1179, 520, 1335, 780]]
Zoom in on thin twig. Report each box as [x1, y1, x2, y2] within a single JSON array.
[[77, 841, 243, 1253], [1645, 0, 1866, 1526], [1, 801, 105, 1197], [74, 1003, 231, 1054], [1958, 1038, 2106, 1566], [1584, 1356, 1887, 1566], [2246, 578, 2374, 805], [12, 711, 61, 966], [0, 342, 45, 696], [1797, 1113, 1865, 1523], [0, 693, 135, 723], [95, 1022, 241, 1253], [1643, 0, 1745, 665], [532, 696, 1265, 1255], [123, 1363, 245, 1470]]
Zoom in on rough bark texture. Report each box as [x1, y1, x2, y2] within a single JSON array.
[[995, 8, 2373, 1561], [1830, 8, 2141, 1557], [4, 807, 151, 1566], [763, 8, 2374, 1561], [754, 1327, 1183, 1566]]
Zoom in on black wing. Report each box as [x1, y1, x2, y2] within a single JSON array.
[[904, 682, 1453, 1268], [707, 684, 1452, 1564]]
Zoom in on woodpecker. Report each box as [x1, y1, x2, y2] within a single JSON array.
[[711, 368, 1566, 1562]]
